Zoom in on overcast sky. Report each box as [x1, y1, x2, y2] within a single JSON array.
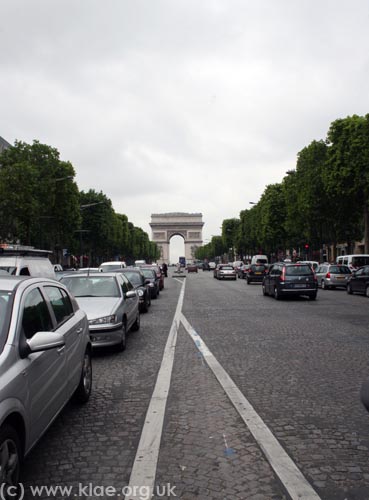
[[1, 0, 369, 261]]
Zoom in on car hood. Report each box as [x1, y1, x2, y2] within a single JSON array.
[[76, 297, 121, 319]]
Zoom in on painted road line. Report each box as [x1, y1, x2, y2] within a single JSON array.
[[125, 279, 186, 500], [180, 313, 322, 500]]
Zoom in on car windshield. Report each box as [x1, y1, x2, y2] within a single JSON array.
[[285, 265, 312, 276], [123, 272, 142, 285], [352, 256, 369, 267], [61, 276, 120, 297], [0, 291, 13, 353], [0, 266, 16, 275], [330, 265, 351, 274]]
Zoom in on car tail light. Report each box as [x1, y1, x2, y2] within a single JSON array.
[[325, 272, 330, 279], [280, 268, 286, 281]]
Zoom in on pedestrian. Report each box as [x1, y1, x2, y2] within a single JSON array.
[[162, 262, 168, 277]]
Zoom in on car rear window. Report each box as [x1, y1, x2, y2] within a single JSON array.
[[221, 265, 234, 270], [285, 265, 313, 276], [251, 265, 266, 271], [330, 266, 351, 274]]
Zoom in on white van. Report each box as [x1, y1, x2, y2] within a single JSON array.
[[251, 255, 268, 265], [336, 254, 369, 270], [0, 245, 56, 279], [98, 261, 127, 272]]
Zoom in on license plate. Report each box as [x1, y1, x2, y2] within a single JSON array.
[[335, 276, 344, 279], [255, 272, 261, 275], [292, 283, 308, 288]]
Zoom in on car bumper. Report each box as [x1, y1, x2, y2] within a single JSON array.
[[89, 323, 123, 347]]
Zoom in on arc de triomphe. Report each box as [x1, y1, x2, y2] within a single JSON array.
[[150, 213, 204, 264]]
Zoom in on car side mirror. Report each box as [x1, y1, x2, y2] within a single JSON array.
[[125, 290, 137, 299], [20, 331, 65, 358]]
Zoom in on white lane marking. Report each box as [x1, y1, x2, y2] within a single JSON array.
[[180, 313, 322, 500], [125, 279, 186, 500], [173, 277, 186, 284]]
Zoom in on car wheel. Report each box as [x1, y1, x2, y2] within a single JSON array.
[[262, 284, 267, 296], [309, 292, 317, 300], [347, 283, 353, 294], [366, 286, 369, 298], [274, 287, 280, 300], [117, 321, 127, 351], [360, 377, 369, 412], [73, 349, 92, 403], [321, 280, 326, 289], [142, 295, 149, 313], [0, 425, 21, 490], [131, 312, 140, 332]]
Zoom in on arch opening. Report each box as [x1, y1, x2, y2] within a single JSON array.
[[169, 234, 185, 265]]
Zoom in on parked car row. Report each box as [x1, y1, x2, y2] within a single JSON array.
[[0, 253, 168, 487]]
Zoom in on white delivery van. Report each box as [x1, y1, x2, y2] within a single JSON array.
[[251, 255, 268, 265], [0, 245, 56, 279], [336, 254, 369, 270]]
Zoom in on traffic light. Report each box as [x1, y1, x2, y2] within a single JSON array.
[[304, 244, 309, 249]]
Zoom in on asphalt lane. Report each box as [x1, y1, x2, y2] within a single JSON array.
[[20, 270, 369, 500]]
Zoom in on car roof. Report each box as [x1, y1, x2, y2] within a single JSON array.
[[61, 272, 119, 278], [0, 276, 61, 291]]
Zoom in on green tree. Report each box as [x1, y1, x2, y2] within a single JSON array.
[[325, 114, 369, 252], [0, 140, 80, 251]]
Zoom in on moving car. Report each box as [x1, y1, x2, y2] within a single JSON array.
[[214, 264, 237, 280], [336, 254, 369, 271], [246, 264, 268, 284], [237, 263, 251, 279], [186, 263, 198, 273], [346, 265, 369, 297], [262, 262, 318, 300], [0, 276, 92, 488], [315, 264, 351, 289], [60, 273, 140, 350]]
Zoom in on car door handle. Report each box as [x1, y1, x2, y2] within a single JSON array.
[[76, 327, 83, 334], [57, 346, 65, 355]]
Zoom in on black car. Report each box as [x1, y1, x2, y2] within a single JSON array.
[[120, 268, 152, 312], [237, 264, 251, 279], [346, 265, 369, 297], [140, 267, 160, 299], [262, 263, 318, 300], [246, 264, 268, 284]]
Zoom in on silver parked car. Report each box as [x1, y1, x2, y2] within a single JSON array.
[[60, 273, 140, 351], [315, 264, 351, 289], [0, 276, 92, 489]]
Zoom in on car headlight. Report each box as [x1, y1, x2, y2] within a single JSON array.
[[89, 314, 117, 325], [137, 289, 144, 297]]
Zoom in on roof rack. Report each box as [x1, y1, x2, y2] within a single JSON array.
[[0, 244, 52, 257]]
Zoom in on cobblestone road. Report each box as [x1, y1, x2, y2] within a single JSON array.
[[21, 271, 369, 500]]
